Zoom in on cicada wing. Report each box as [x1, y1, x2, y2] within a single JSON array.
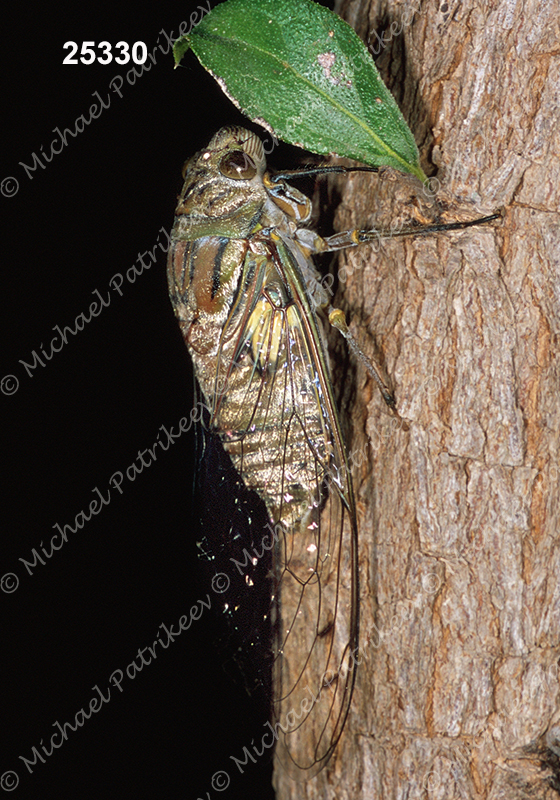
[[268, 308, 358, 780], [206, 240, 359, 779]]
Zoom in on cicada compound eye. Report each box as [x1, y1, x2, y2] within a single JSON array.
[[219, 150, 257, 181]]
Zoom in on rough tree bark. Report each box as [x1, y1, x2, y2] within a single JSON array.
[[274, 1, 560, 798]]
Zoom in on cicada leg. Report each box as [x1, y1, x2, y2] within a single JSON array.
[[315, 211, 502, 420], [327, 306, 408, 425], [319, 211, 502, 252]]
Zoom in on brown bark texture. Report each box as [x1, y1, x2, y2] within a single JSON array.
[[274, 0, 560, 798]]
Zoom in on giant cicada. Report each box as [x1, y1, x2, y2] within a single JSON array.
[[167, 126, 499, 778]]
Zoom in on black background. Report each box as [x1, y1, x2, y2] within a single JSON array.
[[1, 2, 333, 798]]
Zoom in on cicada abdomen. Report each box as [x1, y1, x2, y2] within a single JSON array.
[[167, 127, 359, 778]]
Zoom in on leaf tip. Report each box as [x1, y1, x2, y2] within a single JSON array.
[[173, 35, 191, 68]]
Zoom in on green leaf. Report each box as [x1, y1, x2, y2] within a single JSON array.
[[174, 0, 427, 182], [173, 35, 191, 68]]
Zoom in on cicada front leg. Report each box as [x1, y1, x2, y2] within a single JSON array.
[[300, 210, 502, 421], [319, 211, 502, 252]]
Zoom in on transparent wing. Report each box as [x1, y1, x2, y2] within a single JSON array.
[[205, 235, 359, 779]]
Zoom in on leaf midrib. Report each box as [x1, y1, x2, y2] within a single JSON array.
[[189, 28, 424, 179]]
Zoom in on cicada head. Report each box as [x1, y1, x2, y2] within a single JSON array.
[[173, 127, 269, 240]]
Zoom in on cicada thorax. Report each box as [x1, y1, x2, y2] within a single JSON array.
[[168, 127, 358, 778]]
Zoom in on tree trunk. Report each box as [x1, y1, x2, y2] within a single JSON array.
[[274, 0, 560, 798]]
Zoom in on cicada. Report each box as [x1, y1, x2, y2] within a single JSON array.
[[167, 126, 499, 778]]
